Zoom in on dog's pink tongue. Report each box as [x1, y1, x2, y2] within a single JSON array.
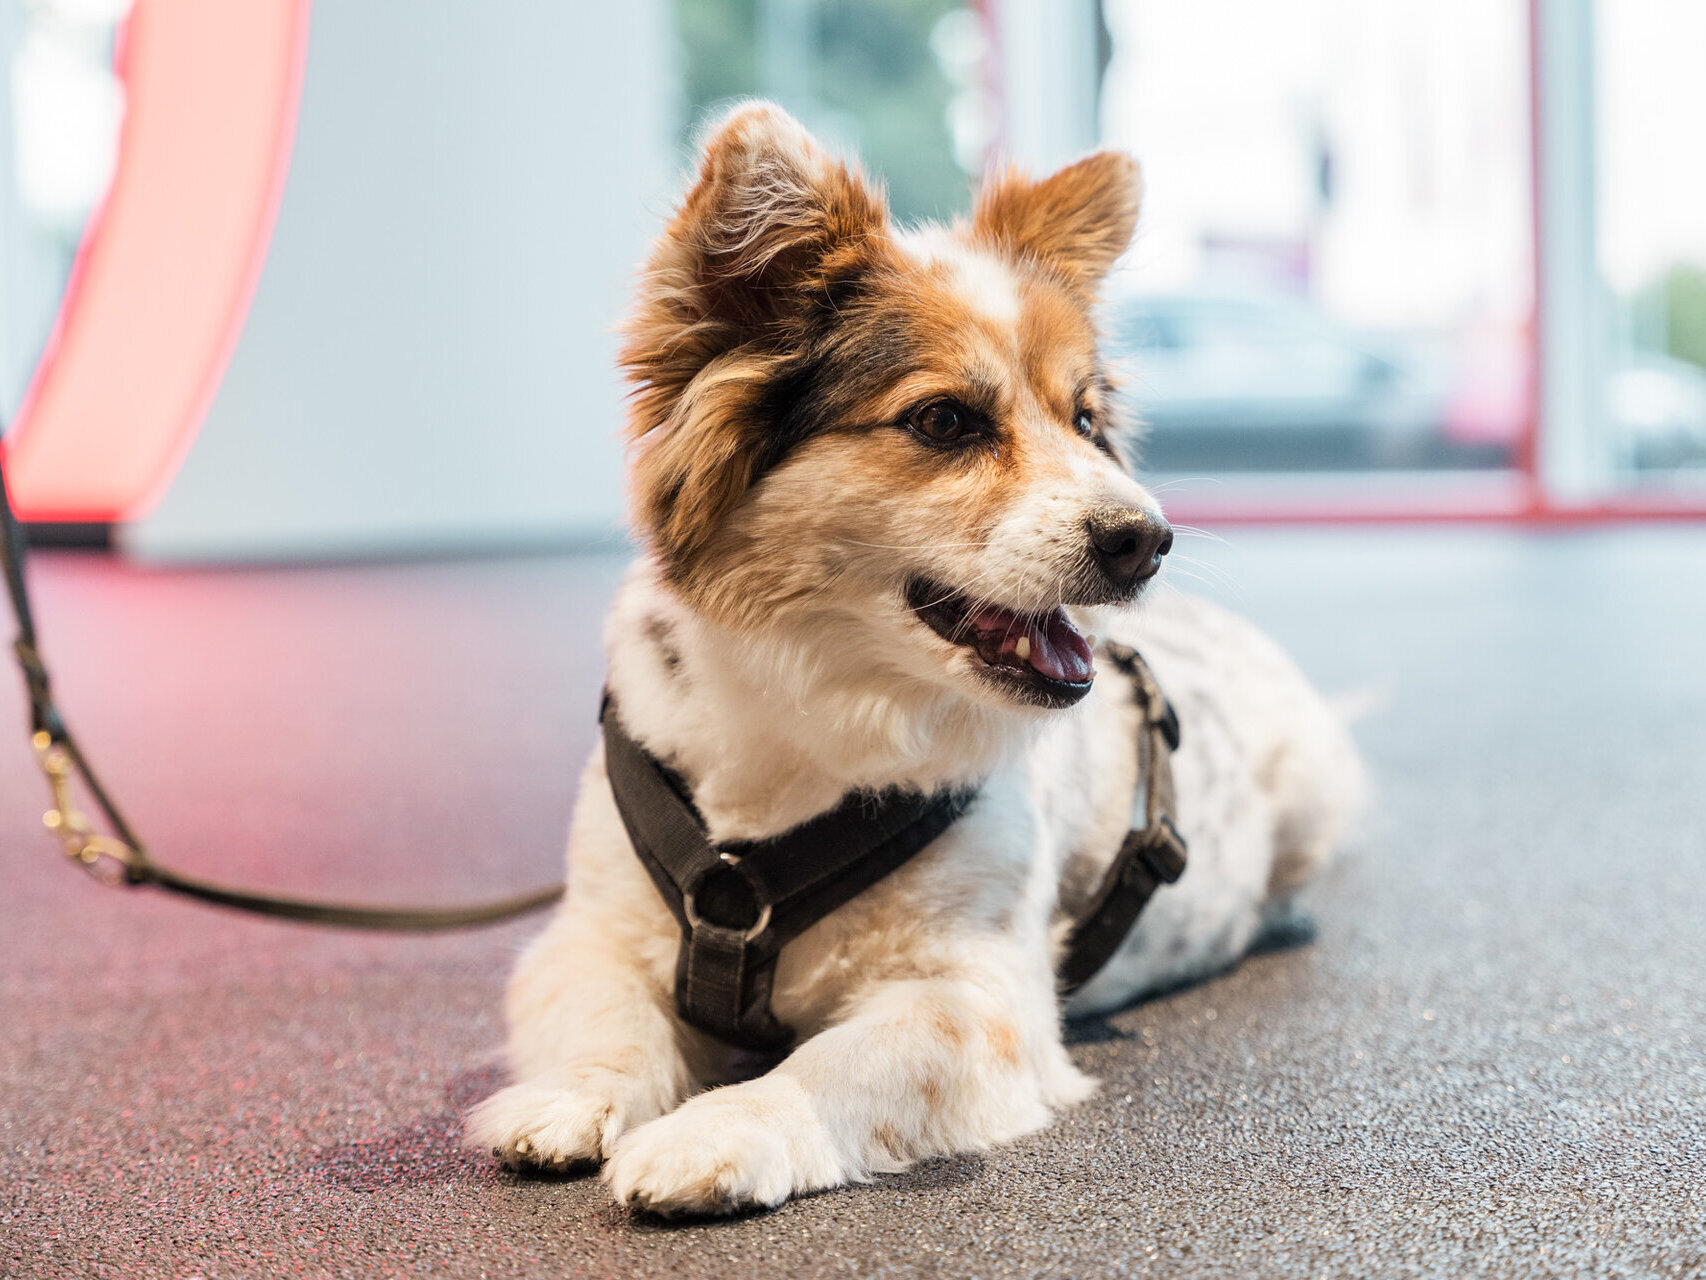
[[1033, 610, 1095, 683], [968, 607, 1095, 684]]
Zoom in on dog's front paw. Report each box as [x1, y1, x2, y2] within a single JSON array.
[[604, 1080, 841, 1217], [466, 1078, 633, 1172]]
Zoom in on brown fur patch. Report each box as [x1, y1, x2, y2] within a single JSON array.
[[985, 1018, 1021, 1069], [923, 999, 966, 1049], [641, 612, 683, 675], [873, 1122, 906, 1160]]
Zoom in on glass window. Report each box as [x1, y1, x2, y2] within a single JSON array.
[[1595, 0, 1706, 484], [1096, 0, 1533, 485], [673, 0, 987, 224]]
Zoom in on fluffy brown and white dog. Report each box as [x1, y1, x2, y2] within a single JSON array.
[[467, 102, 1362, 1216]]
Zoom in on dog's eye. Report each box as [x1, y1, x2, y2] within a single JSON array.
[[1073, 408, 1095, 438], [907, 400, 972, 444]]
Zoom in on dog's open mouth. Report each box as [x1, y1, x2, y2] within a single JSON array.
[[906, 578, 1095, 708]]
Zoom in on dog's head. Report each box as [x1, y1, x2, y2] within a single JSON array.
[[621, 102, 1167, 713]]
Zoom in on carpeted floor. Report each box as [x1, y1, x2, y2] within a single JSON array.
[[2, 528, 1702, 1279]]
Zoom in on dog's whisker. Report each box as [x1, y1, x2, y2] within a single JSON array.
[[1150, 474, 1230, 492], [1167, 523, 1232, 548], [1161, 563, 1249, 609], [1166, 554, 1245, 601], [1167, 551, 1238, 586]]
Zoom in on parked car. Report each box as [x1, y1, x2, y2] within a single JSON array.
[[1608, 352, 1706, 470], [1104, 289, 1706, 476], [1101, 291, 1455, 470]]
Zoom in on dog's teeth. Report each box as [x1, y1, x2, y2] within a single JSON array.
[[1015, 636, 1032, 661]]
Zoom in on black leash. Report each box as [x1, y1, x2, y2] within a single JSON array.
[[0, 439, 563, 931]]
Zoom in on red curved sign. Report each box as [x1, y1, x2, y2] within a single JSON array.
[[3, 0, 310, 523]]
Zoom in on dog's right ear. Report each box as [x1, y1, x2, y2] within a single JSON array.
[[622, 102, 888, 576], [972, 152, 1141, 296]]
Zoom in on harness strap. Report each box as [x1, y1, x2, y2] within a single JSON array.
[[601, 699, 975, 1049], [1057, 641, 1187, 995]]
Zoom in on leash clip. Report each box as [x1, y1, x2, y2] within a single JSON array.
[[32, 730, 141, 888]]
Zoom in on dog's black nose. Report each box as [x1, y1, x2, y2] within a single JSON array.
[[1087, 508, 1172, 591]]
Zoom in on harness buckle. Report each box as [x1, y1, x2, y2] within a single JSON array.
[[32, 730, 141, 887], [1135, 815, 1188, 884], [1155, 699, 1181, 752], [682, 854, 774, 943]]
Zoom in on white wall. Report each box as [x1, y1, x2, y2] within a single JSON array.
[[990, 0, 1100, 176], [126, 0, 677, 560]]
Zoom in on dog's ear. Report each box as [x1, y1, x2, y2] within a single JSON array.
[[972, 152, 1141, 294], [622, 102, 888, 575], [661, 101, 887, 336]]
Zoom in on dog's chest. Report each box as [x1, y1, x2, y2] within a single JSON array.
[[760, 770, 1059, 1023], [761, 700, 1157, 1034]]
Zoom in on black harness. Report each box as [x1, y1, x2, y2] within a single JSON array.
[[604, 640, 1186, 1050]]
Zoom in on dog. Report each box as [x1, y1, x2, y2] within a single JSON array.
[[467, 101, 1362, 1216]]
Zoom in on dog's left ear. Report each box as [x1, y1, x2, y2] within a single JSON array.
[[972, 152, 1142, 294]]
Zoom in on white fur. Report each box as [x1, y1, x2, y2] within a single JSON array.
[[900, 227, 1024, 328]]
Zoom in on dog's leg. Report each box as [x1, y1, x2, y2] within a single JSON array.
[[466, 911, 689, 1171], [604, 972, 1090, 1215]]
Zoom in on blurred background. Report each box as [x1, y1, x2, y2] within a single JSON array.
[[4, 10, 1704, 1269], [3, 0, 1705, 553]]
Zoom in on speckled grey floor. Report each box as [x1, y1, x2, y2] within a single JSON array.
[[2, 528, 1703, 1279]]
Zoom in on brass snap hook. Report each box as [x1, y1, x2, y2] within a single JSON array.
[[33, 730, 140, 887]]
